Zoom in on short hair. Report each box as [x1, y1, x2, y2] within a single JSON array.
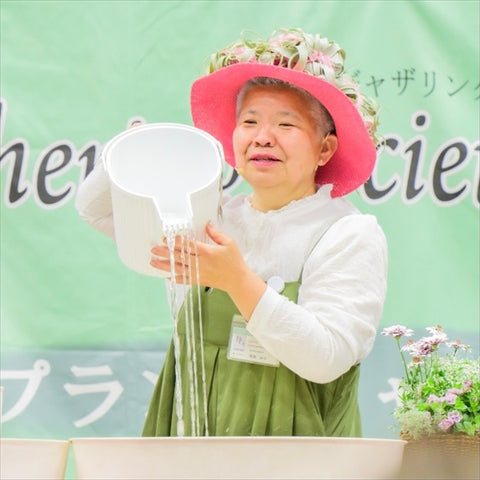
[[236, 77, 336, 137]]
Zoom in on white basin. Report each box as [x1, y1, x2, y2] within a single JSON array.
[[71, 436, 405, 479], [0, 438, 69, 480]]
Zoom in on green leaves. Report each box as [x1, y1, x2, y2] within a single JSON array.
[[384, 325, 479, 438]]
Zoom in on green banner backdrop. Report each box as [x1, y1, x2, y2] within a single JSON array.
[[1, 0, 478, 470]]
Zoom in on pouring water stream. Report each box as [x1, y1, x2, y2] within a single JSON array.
[[164, 219, 209, 437]]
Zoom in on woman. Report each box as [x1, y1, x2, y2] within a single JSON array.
[[76, 29, 387, 437]]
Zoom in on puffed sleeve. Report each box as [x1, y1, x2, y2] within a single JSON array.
[[247, 214, 388, 384], [75, 161, 115, 238]]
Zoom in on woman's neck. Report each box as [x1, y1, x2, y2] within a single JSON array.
[[250, 185, 317, 212]]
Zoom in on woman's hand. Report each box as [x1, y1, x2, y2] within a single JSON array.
[[150, 222, 245, 289], [150, 222, 267, 320]]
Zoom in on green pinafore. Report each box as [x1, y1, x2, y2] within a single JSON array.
[[142, 279, 362, 437]]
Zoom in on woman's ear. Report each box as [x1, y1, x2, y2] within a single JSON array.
[[317, 134, 338, 167]]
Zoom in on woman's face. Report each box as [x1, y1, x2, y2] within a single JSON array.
[[233, 85, 337, 210]]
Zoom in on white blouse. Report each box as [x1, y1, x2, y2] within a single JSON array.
[[76, 163, 388, 384]]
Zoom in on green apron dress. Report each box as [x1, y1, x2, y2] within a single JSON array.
[[142, 280, 362, 437]]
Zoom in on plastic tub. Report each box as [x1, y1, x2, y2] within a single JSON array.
[[102, 123, 224, 277], [0, 438, 69, 480], [71, 436, 406, 479]]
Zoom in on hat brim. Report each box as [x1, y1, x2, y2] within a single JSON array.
[[190, 63, 376, 197]]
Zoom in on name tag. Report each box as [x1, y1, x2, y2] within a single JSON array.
[[227, 315, 279, 367]]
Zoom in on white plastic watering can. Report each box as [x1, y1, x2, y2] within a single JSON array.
[[102, 123, 224, 277]]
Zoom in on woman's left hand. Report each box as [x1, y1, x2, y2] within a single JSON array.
[[150, 222, 247, 291], [151, 221, 267, 320]]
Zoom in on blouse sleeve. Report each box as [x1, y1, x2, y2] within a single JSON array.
[[75, 161, 115, 238], [246, 214, 388, 384]]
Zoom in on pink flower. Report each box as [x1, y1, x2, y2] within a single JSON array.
[[463, 380, 473, 391], [404, 340, 434, 357], [446, 339, 470, 351], [401, 340, 414, 351], [427, 394, 442, 404], [438, 418, 454, 431], [438, 411, 462, 430], [434, 336, 447, 345], [307, 51, 334, 67], [425, 334, 447, 346], [231, 46, 257, 64], [447, 388, 463, 395], [447, 410, 462, 424], [381, 325, 414, 339], [426, 325, 444, 335], [443, 391, 457, 405], [270, 33, 302, 46]]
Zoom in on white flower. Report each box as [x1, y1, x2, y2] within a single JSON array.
[[381, 325, 414, 338]]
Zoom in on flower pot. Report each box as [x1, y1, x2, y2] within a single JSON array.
[[398, 433, 479, 480], [71, 436, 406, 479], [0, 439, 70, 480]]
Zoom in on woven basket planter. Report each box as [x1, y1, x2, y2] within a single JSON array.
[[398, 432, 479, 480]]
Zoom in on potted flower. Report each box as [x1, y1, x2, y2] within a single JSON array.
[[381, 325, 479, 479]]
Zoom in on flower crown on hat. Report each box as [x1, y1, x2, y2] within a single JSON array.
[[206, 28, 380, 146]]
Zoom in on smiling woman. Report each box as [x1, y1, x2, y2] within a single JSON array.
[[142, 28, 387, 437], [233, 83, 338, 212], [76, 28, 388, 438]]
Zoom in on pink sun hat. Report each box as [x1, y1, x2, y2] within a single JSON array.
[[190, 29, 380, 198]]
